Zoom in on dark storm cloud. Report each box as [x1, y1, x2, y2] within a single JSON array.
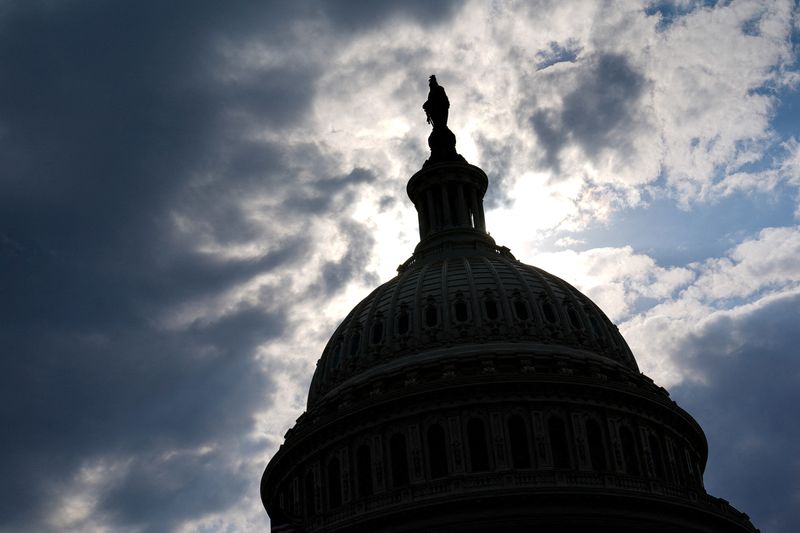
[[317, 220, 379, 296], [473, 134, 515, 209], [0, 1, 387, 530], [322, 0, 461, 31], [530, 53, 647, 172], [284, 167, 377, 213], [0, 306, 284, 528], [101, 448, 246, 533], [671, 293, 800, 533]]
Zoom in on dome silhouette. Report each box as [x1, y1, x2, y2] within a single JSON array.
[[261, 80, 758, 532], [309, 166, 637, 411]]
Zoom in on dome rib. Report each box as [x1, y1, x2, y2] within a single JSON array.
[[412, 261, 432, 343], [505, 257, 545, 328], [439, 258, 450, 336], [462, 256, 483, 330]]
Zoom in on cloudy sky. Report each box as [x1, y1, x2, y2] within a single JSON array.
[[1, 1, 798, 531]]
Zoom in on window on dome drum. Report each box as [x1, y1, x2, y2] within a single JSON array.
[[619, 425, 640, 475], [447, 183, 459, 225], [370, 318, 384, 344], [281, 487, 291, 515], [467, 418, 490, 472], [585, 419, 607, 471], [484, 293, 499, 320], [397, 307, 410, 335], [673, 442, 688, 486], [588, 313, 602, 338], [454, 296, 469, 322], [507, 415, 531, 468], [548, 416, 571, 468], [684, 448, 698, 485], [541, 301, 558, 323], [356, 444, 373, 497], [427, 424, 449, 478], [686, 451, 703, 485], [303, 471, 315, 517], [513, 298, 529, 321], [327, 457, 342, 509], [424, 301, 438, 327], [648, 433, 666, 480], [332, 338, 343, 367], [692, 456, 703, 483], [390, 433, 410, 487], [566, 306, 581, 329], [433, 189, 444, 228], [349, 329, 361, 356]]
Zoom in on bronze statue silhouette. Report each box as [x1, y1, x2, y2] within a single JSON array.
[[422, 75, 465, 167], [423, 75, 449, 128]]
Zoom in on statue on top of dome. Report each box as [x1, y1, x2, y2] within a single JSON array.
[[421, 75, 465, 167], [423, 75, 449, 128]]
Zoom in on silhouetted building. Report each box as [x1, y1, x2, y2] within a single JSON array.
[[261, 79, 758, 532]]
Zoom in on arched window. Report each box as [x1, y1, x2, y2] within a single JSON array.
[[447, 183, 460, 226], [548, 416, 570, 468], [585, 419, 607, 471], [327, 457, 342, 508], [397, 306, 410, 335], [588, 313, 602, 338], [283, 486, 292, 515], [542, 301, 558, 323], [507, 414, 531, 468], [566, 306, 581, 329], [427, 424, 448, 479], [356, 444, 373, 497], [674, 443, 688, 486], [484, 293, 499, 320], [349, 329, 360, 356], [687, 449, 702, 486], [513, 299, 529, 320], [619, 426, 640, 475], [649, 433, 665, 480], [331, 337, 343, 367], [454, 297, 469, 322], [390, 433, 409, 487], [425, 301, 438, 327], [303, 471, 315, 517], [467, 418, 490, 472], [682, 450, 697, 484], [370, 317, 384, 344]]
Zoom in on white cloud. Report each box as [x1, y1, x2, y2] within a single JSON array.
[[648, 1, 794, 197], [687, 225, 800, 300], [621, 225, 800, 385], [530, 245, 694, 322]]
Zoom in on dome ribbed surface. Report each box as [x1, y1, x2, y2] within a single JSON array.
[[308, 245, 638, 408]]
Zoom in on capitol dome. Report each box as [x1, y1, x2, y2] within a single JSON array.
[[309, 163, 638, 410], [261, 79, 758, 533]]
